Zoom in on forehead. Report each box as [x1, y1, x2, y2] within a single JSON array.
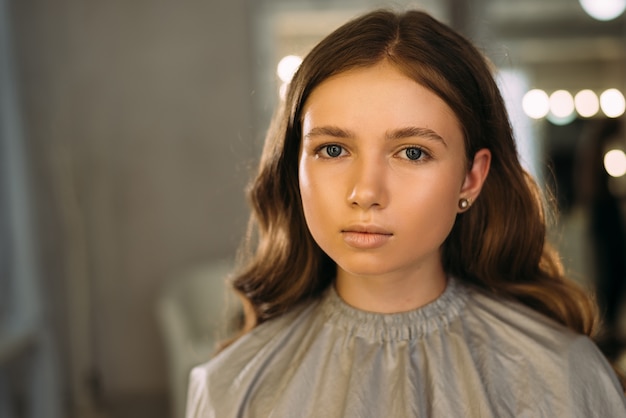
[[301, 63, 463, 143]]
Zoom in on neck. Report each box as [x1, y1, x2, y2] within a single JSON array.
[[334, 263, 448, 313]]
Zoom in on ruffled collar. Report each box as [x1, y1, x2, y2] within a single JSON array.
[[320, 277, 468, 341]]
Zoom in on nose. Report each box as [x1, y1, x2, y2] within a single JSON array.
[[346, 157, 388, 209]]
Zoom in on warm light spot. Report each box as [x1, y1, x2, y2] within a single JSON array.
[[579, 0, 626, 21], [600, 89, 626, 118], [522, 89, 550, 119], [574, 90, 599, 117], [277, 55, 303, 83], [549, 90, 575, 118], [604, 149, 626, 177]]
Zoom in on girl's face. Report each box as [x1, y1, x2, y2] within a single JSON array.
[[298, 62, 489, 285]]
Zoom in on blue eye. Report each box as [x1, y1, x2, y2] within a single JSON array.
[[404, 147, 423, 160], [325, 145, 343, 158]]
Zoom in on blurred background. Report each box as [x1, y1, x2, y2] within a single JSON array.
[[1, 0, 624, 417]]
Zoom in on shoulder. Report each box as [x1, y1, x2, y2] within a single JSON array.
[[461, 283, 593, 361], [460, 284, 626, 414], [461, 283, 583, 351], [185, 299, 323, 417], [563, 336, 626, 411]]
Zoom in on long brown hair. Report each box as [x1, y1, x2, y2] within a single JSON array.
[[231, 10, 598, 339]]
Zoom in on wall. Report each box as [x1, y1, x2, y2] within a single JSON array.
[[8, 0, 255, 411]]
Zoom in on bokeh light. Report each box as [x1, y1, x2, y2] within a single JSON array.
[[522, 89, 550, 119], [604, 149, 626, 177], [600, 89, 626, 118], [549, 90, 575, 118], [579, 0, 626, 21], [574, 89, 599, 117], [277, 55, 303, 83]]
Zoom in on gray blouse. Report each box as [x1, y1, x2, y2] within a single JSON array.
[[186, 278, 626, 417]]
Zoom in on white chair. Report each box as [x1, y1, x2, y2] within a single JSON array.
[[156, 258, 240, 418]]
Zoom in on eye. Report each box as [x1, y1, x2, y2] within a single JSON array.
[[403, 147, 424, 161], [319, 144, 345, 158]]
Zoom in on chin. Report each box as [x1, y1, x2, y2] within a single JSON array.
[[335, 259, 400, 278]]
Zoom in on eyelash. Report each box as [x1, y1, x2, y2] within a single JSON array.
[[397, 146, 431, 162], [315, 144, 348, 159], [314, 144, 431, 162]]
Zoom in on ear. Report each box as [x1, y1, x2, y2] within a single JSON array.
[[459, 148, 491, 211]]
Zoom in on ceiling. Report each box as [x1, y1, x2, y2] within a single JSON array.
[[482, 0, 625, 90], [259, 0, 625, 92]]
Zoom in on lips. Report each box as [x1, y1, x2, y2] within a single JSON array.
[[341, 224, 393, 249]]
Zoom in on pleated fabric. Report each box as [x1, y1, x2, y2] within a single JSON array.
[[186, 278, 626, 417]]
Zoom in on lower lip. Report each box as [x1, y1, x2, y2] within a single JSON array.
[[342, 232, 392, 249]]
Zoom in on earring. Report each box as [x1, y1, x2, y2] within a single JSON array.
[[458, 198, 470, 210]]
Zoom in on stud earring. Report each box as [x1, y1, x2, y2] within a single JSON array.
[[458, 198, 470, 210]]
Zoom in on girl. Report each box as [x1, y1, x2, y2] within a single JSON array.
[[187, 9, 626, 417]]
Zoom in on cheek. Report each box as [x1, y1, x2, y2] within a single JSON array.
[[299, 188, 328, 251], [298, 163, 324, 229], [393, 173, 461, 231], [298, 161, 312, 212], [298, 162, 344, 248]]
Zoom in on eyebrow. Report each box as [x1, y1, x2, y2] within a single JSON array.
[[304, 126, 356, 140], [304, 125, 447, 146], [385, 126, 447, 147]]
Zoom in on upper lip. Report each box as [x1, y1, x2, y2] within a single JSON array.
[[341, 224, 393, 235]]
